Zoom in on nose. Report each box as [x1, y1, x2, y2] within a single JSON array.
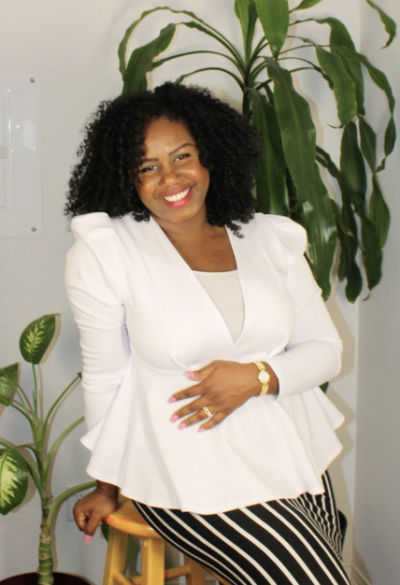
[[159, 164, 179, 185]]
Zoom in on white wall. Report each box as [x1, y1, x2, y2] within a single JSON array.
[[354, 1, 400, 584], [0, 1, 393, 584]]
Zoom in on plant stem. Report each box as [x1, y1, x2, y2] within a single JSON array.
[[10, 402, 35, 423], [15, 386, 32, 415], [18, 385, 34, 413], [44, 375, 80, 428], [32, 363, 39, 418], [48, 481, 96, 527], [38, 504, 54, 585], [154, 50, 241, 73], [44, 416, 84, 476]]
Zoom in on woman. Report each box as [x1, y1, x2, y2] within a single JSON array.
[[65, 83, 350, 585]]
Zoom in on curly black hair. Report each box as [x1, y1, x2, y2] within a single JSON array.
[[66, 83, 262, 233]]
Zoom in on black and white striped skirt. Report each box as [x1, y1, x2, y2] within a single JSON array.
[[134, 473, 350, 585]]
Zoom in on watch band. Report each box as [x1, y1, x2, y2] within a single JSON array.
[[252, 361, 270, 396]]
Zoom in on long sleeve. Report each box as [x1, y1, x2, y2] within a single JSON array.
[[65, 214, 131, 437], [261, 215, 343, 400]]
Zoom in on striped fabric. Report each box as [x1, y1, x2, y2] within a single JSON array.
[[134, 473, 350, 585]]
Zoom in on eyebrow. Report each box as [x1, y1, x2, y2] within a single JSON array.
[[141, 142, 196, 162]]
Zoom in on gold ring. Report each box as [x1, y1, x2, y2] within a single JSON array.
[[202, 406, 215, 418]]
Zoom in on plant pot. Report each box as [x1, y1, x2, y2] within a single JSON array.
[[0, 573, 92, 585]]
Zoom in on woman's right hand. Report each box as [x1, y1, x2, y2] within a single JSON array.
[[73, 481, 119, 541]]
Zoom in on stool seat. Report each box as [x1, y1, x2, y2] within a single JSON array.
[[106, 501, 161, 539]]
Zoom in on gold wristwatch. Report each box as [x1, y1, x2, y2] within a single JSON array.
[[252, 361, 270, 396]]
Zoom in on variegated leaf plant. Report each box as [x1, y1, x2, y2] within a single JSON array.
[[0, 315, 95, 585], [118, 0, 396, 301]]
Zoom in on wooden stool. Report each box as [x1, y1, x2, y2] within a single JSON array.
[[102, 500, 232, 585]]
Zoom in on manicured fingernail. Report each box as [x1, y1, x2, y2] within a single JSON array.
[[185, 370, 194, 377], [170, 414, 179, 422], [178, 423, 187, 430], [84, 535, 92, 544], [198, 427, 205, 433], [168, 397, 177, 403]]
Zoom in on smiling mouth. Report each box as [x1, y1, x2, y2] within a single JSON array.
[[163, 188, 191, 202]]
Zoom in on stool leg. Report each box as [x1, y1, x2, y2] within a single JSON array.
[[184, 556, 207, 585], [141, 538, 165, 585], [103, 527, 129, 585]]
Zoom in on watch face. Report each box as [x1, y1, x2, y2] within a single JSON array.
[[258, 371, 270, 384]]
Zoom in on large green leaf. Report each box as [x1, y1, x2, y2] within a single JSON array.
[[369, 174, 390, 247], [255, 0, 289, 59], [316, 48, 357, 125], [300, 165, 337, 299], [340, 122, 367, 197], [293, 0, 323, 10], [358, 116, 377, 172], [19, 314, 57, 365], [122, 24, 176, 94], [248, 89, 288, 215], [315, 18, 365, 115], [0, 364, 19, 406], [331, 200, 362, 302], [264, 58, 316, 184], [234, 0, 258, 61], [381, 116, 397, 170], [364, 0, 397, 47], [318, 148, 363, 302], [334, 46, 396, 170], [264, 58, 336, 296], [118, 6, 245, 85], [0, 449, 29, 515]]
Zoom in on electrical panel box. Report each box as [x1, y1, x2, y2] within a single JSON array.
[[0, 76, 41, 237]]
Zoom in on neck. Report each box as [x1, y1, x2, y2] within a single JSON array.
[[153, 213, 223, 245]]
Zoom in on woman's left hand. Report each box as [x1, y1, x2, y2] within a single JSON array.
[[168, 360, 277, 432]]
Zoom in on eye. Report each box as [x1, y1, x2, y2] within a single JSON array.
[[174, 153, 191, 162], [139, 164, 157, 174]]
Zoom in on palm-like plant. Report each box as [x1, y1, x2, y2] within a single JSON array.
[[0, 314, 95, 585], [118, 0, 396, 301]]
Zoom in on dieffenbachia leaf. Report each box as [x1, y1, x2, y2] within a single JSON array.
[[0, 448, 29, 515], [0, 364, 19, 406], [369, 174, 390, 247], [19, 314, 57, 365], [249, 89, 288, 215], [255, 0, 289, 59], [234, 0, 258, 61], [364, 0, 397, 48], [316, 48, 357, 125]]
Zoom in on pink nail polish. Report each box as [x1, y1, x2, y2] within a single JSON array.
[[185, 370, 194, 377], [178, 423, 187, 430], [198, 427, 205, 433], [170, 414, 179, 422], [84, 534, 92, 544], [167, 397, 177, 403]]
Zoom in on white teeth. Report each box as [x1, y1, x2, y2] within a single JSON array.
[[163, 188, 190, 202]]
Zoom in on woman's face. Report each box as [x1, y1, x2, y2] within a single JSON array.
[[134, 116, 210, 230]]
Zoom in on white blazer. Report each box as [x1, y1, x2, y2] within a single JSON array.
[[65, 212, 344, 513]]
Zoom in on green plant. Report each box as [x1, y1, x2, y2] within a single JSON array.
[[0, 314, 95, 585], [118, 0, 396, 301]]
